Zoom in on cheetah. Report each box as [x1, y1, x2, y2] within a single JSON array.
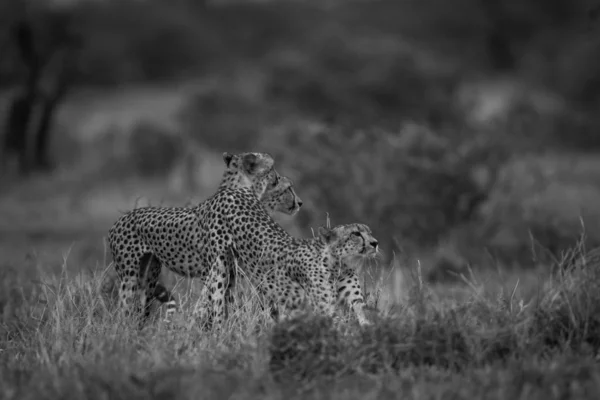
[[177, 173, 303, 317], [107, 152, 299, 322], [274, 223, 379, 325], [101, 172, 302, 318], [195, 180, 380, 327], [190, 223, 378, 326]]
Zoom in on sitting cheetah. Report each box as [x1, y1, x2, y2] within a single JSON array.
[[190, 223, 378, 326], [195, 179, 380, 327], [107, 152, 300, 321], [272, 223, 379, 325]]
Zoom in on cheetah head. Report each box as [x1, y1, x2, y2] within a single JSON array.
[[222, 151, 277, 197], [223, 151, 274, 175], [319, 223, 379, 259], [261, 176, 303, 216]]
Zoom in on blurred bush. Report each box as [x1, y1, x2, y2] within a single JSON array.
[[553, 34, 600, 113], [2, 0, 600, 273], [175, 47, 600, 268], [256, 121, 507, 256], [127, 122, 182, 178], [264, 46, 463, 124], [475, 154, 600, 265], [179, 72, 268, 153], [0, 0, 594, 97]]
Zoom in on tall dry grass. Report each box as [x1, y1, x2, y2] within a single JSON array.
[[1, 236, 600, 398]]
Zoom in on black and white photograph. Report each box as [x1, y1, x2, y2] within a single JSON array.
[[1, 0, 600, 398]]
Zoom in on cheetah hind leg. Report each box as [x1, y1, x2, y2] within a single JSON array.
[[299, 269, 337, 319], [137, 253, 164, 325], [117, 272, 143, 321], [116, 270, 179, 322], [271, 275, 310, 323], [153, 283, 178, 322]]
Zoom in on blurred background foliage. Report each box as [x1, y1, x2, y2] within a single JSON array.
[[2, 0, 600, 282]]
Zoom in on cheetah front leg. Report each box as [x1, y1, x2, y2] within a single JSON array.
[[336, 268, 371, 326], [195, 250, 236, 323], [205, 253, 231, 330]]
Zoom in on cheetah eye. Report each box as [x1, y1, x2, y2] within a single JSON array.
[[352, 232, 362, 237]]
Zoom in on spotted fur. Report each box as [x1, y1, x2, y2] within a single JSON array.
[[106, 152, 301, 322], [196, 184, 380, 327], [333, 260, 373, 326], [102, 174, 303, 315], [277, 224, 378, 325]]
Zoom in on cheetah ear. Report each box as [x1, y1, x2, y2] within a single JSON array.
[[223, 152, 234, 167], [318, 226, 337, 244]]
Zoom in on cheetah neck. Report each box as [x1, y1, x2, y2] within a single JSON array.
[[218, 171, 254, 192], [190, 172, 254, 212], [328, 247, 359, 272], [320, 243, 345, 276]]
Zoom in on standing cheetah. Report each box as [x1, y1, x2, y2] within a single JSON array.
[[107, 152, 297, 321], [177, 174, 303, 318], [101, 174, 302, 318], [194, 182, 380, 327]]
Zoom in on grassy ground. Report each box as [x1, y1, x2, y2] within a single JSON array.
[[1, 258, 599, 399], [1, 184, 599, 399]]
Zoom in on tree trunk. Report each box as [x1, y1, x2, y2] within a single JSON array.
[[33, 52, 73, 171]]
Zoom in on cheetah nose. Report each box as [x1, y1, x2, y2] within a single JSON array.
[[298, 200, 303, 208], [371, 240, 378, 250]]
